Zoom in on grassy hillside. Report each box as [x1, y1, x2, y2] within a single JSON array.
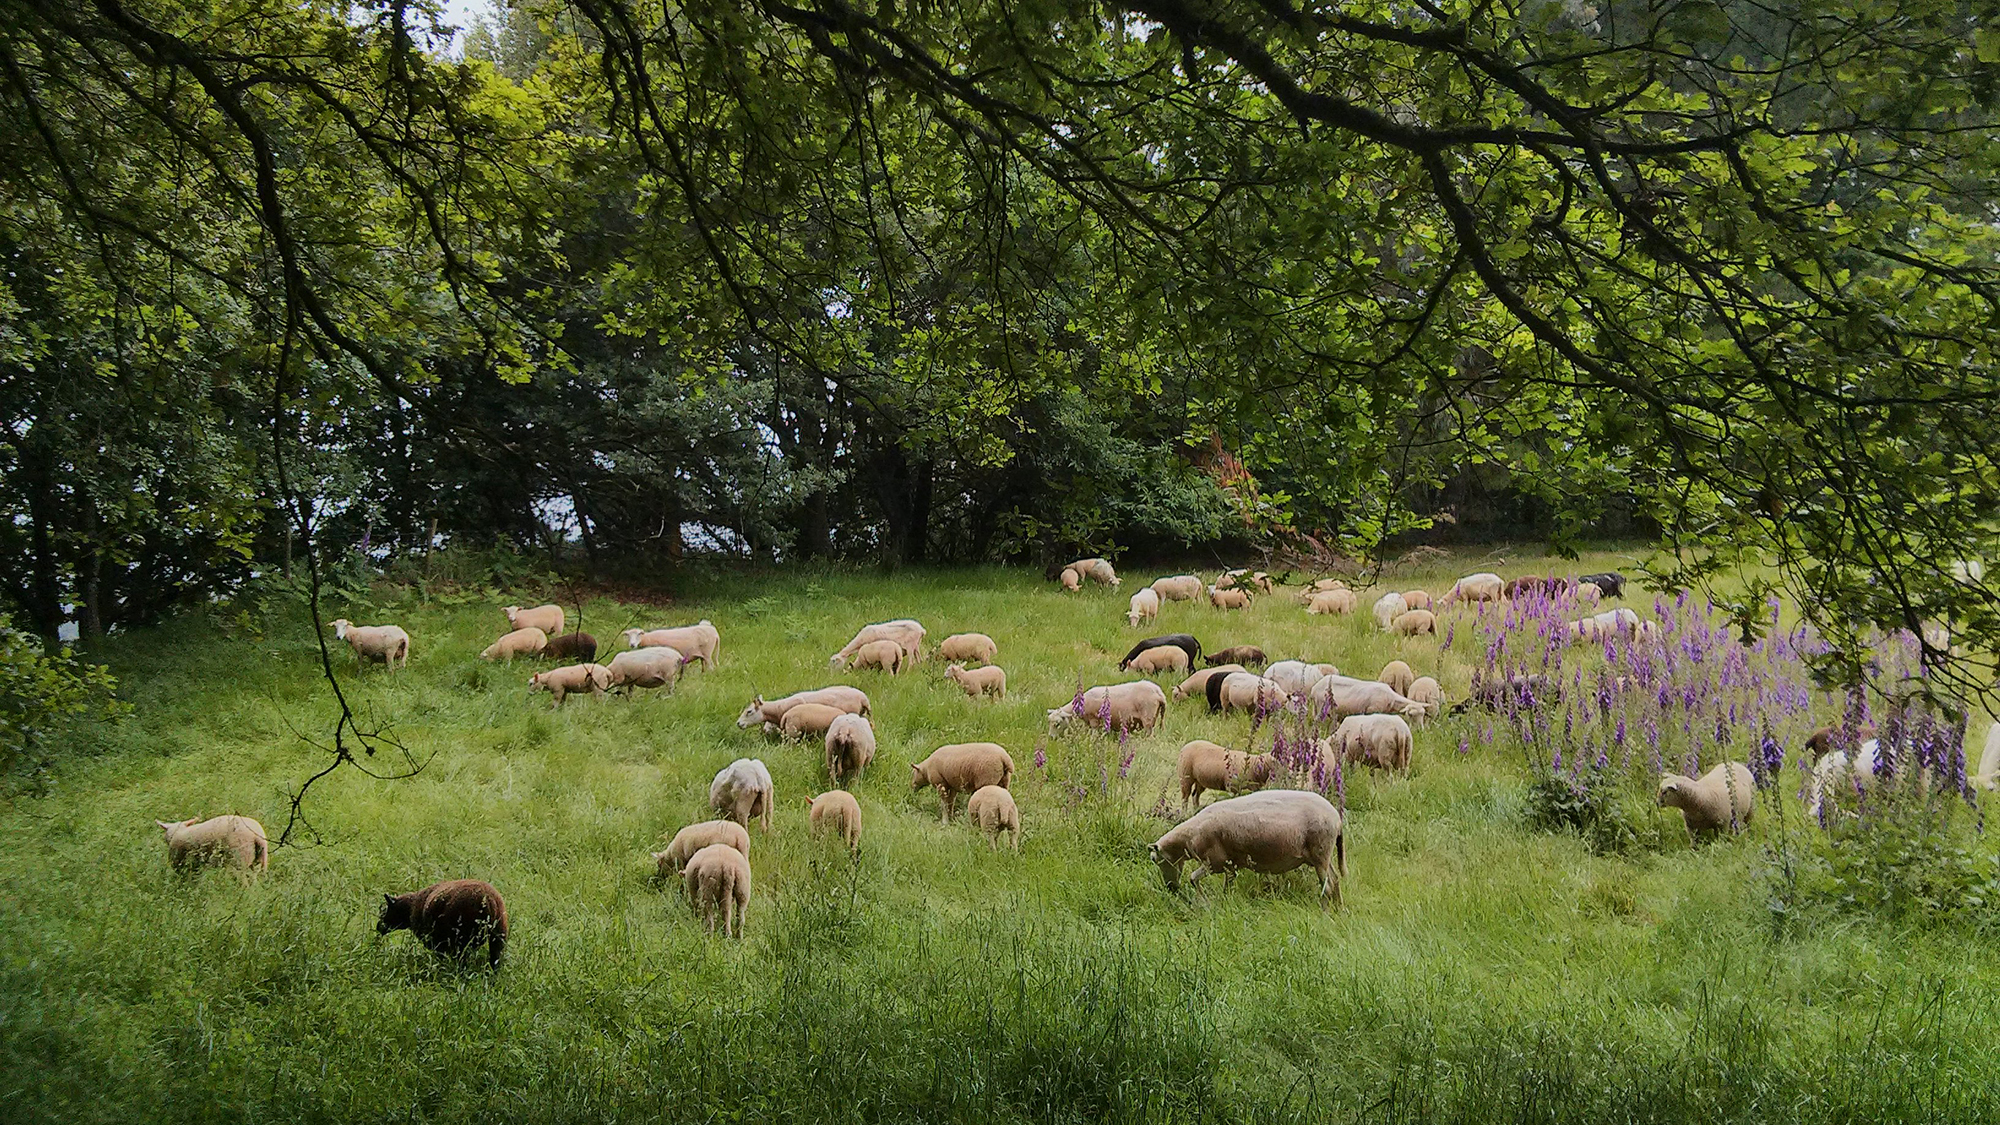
[[2, 548, 1996, 1124]]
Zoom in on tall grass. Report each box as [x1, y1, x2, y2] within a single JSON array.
[[2, 550, 1997, 1122]]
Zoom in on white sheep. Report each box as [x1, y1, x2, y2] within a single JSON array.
[[1406, 676, 1445, 720], [967, 785, 1021, 850], [945, 662, 1007, 700], [1065, 558, 1120, 587], [1208, 586, 1251, 610], [623, 621, 720, 669], [1148, 790, 1345, 908], [936, 633, 998, 664], [1173, 664, 1244, 701], [1658, 762, 1756, 841], [1330, 713, 1414, 774], [329, 619, 409, 670], [846, 638, 906, 674], [682, 843, 752, 938], [829, 619, 925, 667], [911, 743, 1015, 823], [1371, 592, 1408, 630], [1127, 587, 1161, 627], [1441, 572, 1505, 606], [1390, 609, 1437, 637], [1977, 723, 1999, 790], [654, 819, 750, 877], [1377, 659, 1415, 697], [710, 758, 776, 832], [504, 604, 564, 636], [1176, 740, 1277, 808], [480, 627, 548, 662], [1059, 567, 1082, 592], [735, 687, 871, 729], [156, 815, 268, 872], [1046, 681, 1169, 735], [1126, 645, 1190, 675], [606, 646, 685, 693], [1305, 589, 1357, 615], [1306, 674, 1429, 720], [806, 791, 863, 854], [1805, 740, 1881, 820], [1151, 575, 1203, 602], [824, 713, 877, 786], [1265, 660, 1338, 696], [528, 662, 612, 706], [1209, 672, 1292, 715]]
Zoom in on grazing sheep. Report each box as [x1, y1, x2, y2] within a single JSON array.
[[1406, 676, 1445, 719], [824, 713, 877, 786], [937, 633, 998, 664], [946, 662, 1007, 700], [778, 702, 845, 741], [1206, 645, 1266, 668], [156, 815, 268, 873], [1059, 567, 1082, 592], [710, 758, 776, 832], [1390, 609, 1437, 637], [846, 638, 906, 675], [1976, 723, 2000, 790], [1574, 582, 1603, 606], [1151, 575, 1204, 602], [1066, 558, 1121, 587], [1331, 713, 1414, 774], [1239, 571, 1275, 594], [1046, 681, 1170, 735], [1306, 578, 1350, 593], [1567, 607, 1640, 643], [683, 843, 752, 938], [806, 791, 863, 854], [1208, 585, 1252, 610], [481, 627, 549, 662], [1149, 790, 1346, 908], [329, 619, 410, 670], [528, 662, 612, 706], [1306, 674, 1429, 720], [1441, 572, 1506, 606], [1174, 664, 1245, 701], [1371, 592, 1408, 630], [1306, 589, 1358, 615], [504, 604, 564, 636], [623, 621, 721, 669], [1658, 762, 1756, 841], [1502, 575, 1560, 599], [1127, 645, 1190, 675], [1402, 590, 1432, 611], [1803, 723, 1875, 764], [1214, 568, 1249, 590], [606, 646, 685, 694], [1119, 633, 1202, 671], [1806, 741, 1881, 820], [1579, 572, 1626, 599], [1177, 740, 1277, 808], [735, 687, 872, 729], [1206, 671, 1291, 716], [911, 743, 1015, 823], [967, 785, 1021, 850], [542, 631, 598, 662], [377, 879, 508, 966], [653, 820, 751, 877], [1265, 660, 1338, 696], [1453, 673, 1554, 715], [1378, 660, 1415, 696], [829, 619, 926, 667], [1128, 587, 1161, 627]]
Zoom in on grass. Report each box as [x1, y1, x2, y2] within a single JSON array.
[[3, 547, 1998, 1123]]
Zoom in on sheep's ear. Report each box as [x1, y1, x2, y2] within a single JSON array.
[[383, 893, 395, 905], [156, 820, 175, 832]]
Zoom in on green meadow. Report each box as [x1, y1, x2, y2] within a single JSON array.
[[2, 549, 1995, 1123]]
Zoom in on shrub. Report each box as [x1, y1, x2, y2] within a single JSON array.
[[0, 616, 126, 785]]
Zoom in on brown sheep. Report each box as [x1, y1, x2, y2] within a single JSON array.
[[911, 743, 1015, 823], [806, 791, 862, 854], [683, 843, 752, 938], [542, 631, 598, 662], [1206, 645, 1266, 668], [377, 879, 508, 967], [1176, 740, 1276, 808]]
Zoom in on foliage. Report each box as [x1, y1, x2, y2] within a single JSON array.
[[0, 615, 125, 782], [1522, 761, 1641, 855]]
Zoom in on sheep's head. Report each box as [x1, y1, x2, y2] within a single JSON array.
[[1045, 707, 1072, 734], [909, 764, 926, 791], [377, 893, 412, 935], [734, 699, 766, 729], [621, 628, 644, 648], [329, 618, 352, 639], [527, 673, 546, 691], [1657, 776, 1691, 808], [503, 605, 522, 622], [155, 818, 196, 837], [1148, 843, 1182, 890]]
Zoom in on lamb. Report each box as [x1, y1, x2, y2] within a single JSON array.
[[806, 791, 863, 854], [709, 758, 776, 832], [1119, 633, 1202, 671], [1176, 739, 1277, 808], [1390, 609, 1437, 637], [1579, 572, 1626, 599], [1378, 659, 1415, 697], [1066, 557, 1121, 586], [1059, 567, 1082, 592], [1658, 762, 1756, 841], [1127, 587, 1161, 627], [1148, 790, 1345, 908], [504, 604, 564, 636], [653, 819, 750, 877], [778, 702, 845, 741], [846, 638, 906, 675], [937, 633, 998, 664], [1173, 664, 1244, 701], [829, 618, 925, 667], [1371, 592, 1408, 630], [1265, 660, 1338, 696], [1047, 681, 1169, 734], [1402, 590, 1433, 611], [682, 843, 752, 938], [542, 631, 598, 662], [946, 662, 1007, 700], [1208, 586, 1251, 610], [1306, 589, 1357, 615], [1127, 645, 1190, 675], [1331, 713, 1414, 774], [967, 785, 1021, 850], [481, 627, 548, 662], [1441, 572, 1505, 606], [1806, 740, 1881, 820], [329, 619, 410, 670], [824, 713, 877, 786], [1151, 575, 1204, 602], [377, 879, 508, 966], [735, 687, 871, 729], [911, 742, 1015, 823], [156, 815, 268, 873], [1306, 674, 1429, 719], [1206, 671, 1292, 715], [1206, 645, 1266, 668], [528, 662, 612, 706], [606, 646, 686, 693], [623, 621, 721, 669], [1406, 676, 1445, 719]]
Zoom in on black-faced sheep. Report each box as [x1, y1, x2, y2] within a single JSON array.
[[377, 879, 508, 966]]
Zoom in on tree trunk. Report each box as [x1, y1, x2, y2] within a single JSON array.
[[19, 437, 66, 641]]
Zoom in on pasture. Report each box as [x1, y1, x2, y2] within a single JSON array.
[[2, 548, 1996, 1124]]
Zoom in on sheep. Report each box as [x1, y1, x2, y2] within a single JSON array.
[[1214, 568, 1247, 590], [1046, 681, 1169, 735], [156, 815, 267, 873], [829, 619, 925, 667], [1402, 589, 1433, 611], [846, 638, 906, 675], [1578, 572, 1626, 599], [542, 631, 598, 662], [1805, 740, 1881, 820], [1976, 722, 2000, 790], [682, 843, 752, 938], [1658, 762, 1756, 841], [735, 687, 871, 729], [1392, 609, 1438, 637], [504, 604, 564, 636], [1266, 660, 1339, 696], [1148, 790, 1345, 908], [1502, 575, 1561, 599], [1378, 659, 1415, 697], [937, 633, 998, 664], [911, 743, 1015, 823], [1208, 586, 1252, 610], [624, 621, 721, 669], [1371, 592, 1408, 630], [653, 820, 751, 877], [1206, 671, 1292, 715], [778, 702, 845, 742], [1406, 676, 1445, 719], [1059, 567, 1082, 592], [946, 662, 1007, 700], [824, 713, 877, 786], [1452, 673, 1554, 715], [967, 785, 1021, 850], [709, 758, 776, 832], [1567, 607, 1640, 643], [1176, 740, 1277, 808], [528, 662, 612, 706], [1127, 645, 1190, 675], [806, 791, 863, 854], [1803, 723, 1875, 764], [1128, 587, 1161, 627], [1206, 645, 1266, 668], [1305, 589, 1357, 615], [481, 627, 548, 662], [606, 646, 686, 694], [1119, 633, 1203, 671], [1306, 578, 1350, 593], [1331, 713, 1414, 775], [377, 879, 508, 966], [1441, 572, 1505, 606], [1306, 674, 1429, 720], [1151, 575, 1204, 602], [1065, 558, 1121, 586], [1173, 664, 1244, 701], [329, 619, 410, 670]]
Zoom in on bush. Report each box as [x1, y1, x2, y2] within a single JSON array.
[[0, 616, 127, 785], [1764, 781, 2000, 934], [1522, 762, 1641, 855]]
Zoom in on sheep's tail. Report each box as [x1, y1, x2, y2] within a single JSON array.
[[253, 835, 268, 870], [1001, 758, 1015, 787]]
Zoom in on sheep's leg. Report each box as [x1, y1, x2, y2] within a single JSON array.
[[938, 788, 955, 825], [1009, 826, 1020, 852]]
